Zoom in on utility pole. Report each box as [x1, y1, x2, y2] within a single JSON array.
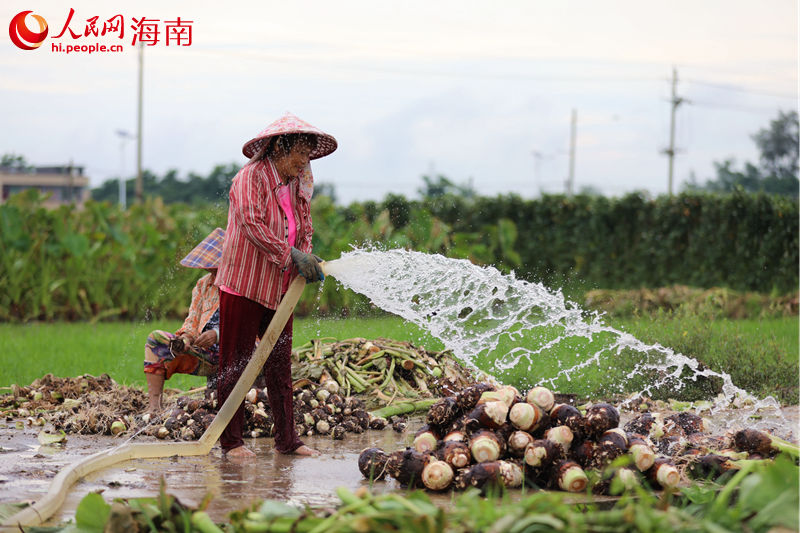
[[662, 67, 685, 196], [566, 109, 577, 196], [135, 42, 144, 204]]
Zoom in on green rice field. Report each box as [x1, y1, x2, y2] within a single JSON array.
[[1, 314, 796, 404]]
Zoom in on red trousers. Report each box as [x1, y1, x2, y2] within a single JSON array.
[[217, 291, 302, 453]]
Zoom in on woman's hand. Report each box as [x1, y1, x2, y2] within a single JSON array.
[[290, 247, 324, 282], [193, 330, 218, 349]]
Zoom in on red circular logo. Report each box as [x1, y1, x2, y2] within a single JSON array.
[[9, 11, 48, 50]]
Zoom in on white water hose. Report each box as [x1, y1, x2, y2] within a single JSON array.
[[3, 271, 323, 528]]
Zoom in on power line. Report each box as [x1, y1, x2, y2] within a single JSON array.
[[690, 99, 793, 115], [683, 78, 796, 100]]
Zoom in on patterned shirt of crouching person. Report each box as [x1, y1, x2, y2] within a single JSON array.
[[144, 272, 221, 380]]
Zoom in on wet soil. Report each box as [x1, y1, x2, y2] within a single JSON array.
[[0, 421, 416, 526]]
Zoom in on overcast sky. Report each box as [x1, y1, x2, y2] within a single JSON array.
[[2, 0, 797, 204]]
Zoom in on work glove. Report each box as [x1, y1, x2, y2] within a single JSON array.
[[290, 247, 325, 282]]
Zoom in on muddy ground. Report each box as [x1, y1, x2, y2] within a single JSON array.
[[0, 420, 416, 526], [2, 405, 797, 527]]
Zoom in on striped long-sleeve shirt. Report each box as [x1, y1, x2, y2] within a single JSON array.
[[215, 157, 313, 309]]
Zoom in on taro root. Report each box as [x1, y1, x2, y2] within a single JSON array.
[[440, 441, 471, 469], [526, 386, 555, 413], [246, 388, 258, 404], [550, 403, 586, 438], [555, 460, 588, 492], [469, 430, 503, 463], [465, 401, 509, 431], [421, 459, 454, 491], [316, 389, 331, 402], [584, 403, 620, 438], [455, 383, 495, 412], [454, 461, 504, 491], [358, 447, 389, 480], [665, 412, 705, 435], [645, 458, 680, 490], [494, 385, 520, 408], [251, 409, 271, 430], [507, 430, 534, 458], [624, 413, 664, 440], [544, 425, 574, 454], [628, 436, 656, 471], [164, 417, 181, 432], [201, 414, 216, 431], [443, 430, 466, 443], [589, 431, 628, 470], [661, 418, 687, 439], [155, 426, 169, 439], [498, 460, 523, 488], [386, 448, 428, 487], [593, 467, 639, 495], [571, 440, 595, 468], [391, 418, 407, 433], [110, 420, 127, 436], [368, 416, 387, 430], [457, 460, 524, 490], [322, 379, 340, 395], [508, 402, 544, 432], [427, 397, 461, 428], [733, 428, 799, 458], [332, 424, 346, 440], [687, 454, 742, 480], [655, 435, 687, 456], [523, 439, 561, 468], [598, 428, 628, 449], [316, 420, 331, 435], [413, 425, 440, 454], [352, 410, 371, 430]]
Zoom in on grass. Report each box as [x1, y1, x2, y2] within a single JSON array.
[[0, 314, 796, 404]]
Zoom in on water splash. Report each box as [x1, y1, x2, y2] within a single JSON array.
[[324, 247, 785, 433]]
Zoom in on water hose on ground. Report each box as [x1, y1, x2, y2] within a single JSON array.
[[3, 275, 310, 528]]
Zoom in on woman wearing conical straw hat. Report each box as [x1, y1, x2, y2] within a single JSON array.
[[143, 227, 225, 414], [215, 112, 336, 458]]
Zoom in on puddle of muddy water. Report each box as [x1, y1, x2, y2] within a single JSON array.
[[0, 420, 421, 525]]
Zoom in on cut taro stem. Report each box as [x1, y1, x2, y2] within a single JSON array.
[[526, 386, 555, 413], [509, 402, 543, 432], [466, 401, 509, 430], [615, 468, 639, 490], [508, 431, 534, 457], [413, 431, 438, 454], [545, 425, 574, 453], [648, 458, 680, 489], [498, 461, 523, 488], [422, 460, 454, 491], [470, 431, 502, 463], [524, 439, 559, 468], [628, 438, 656, 471], [557, 461, 588, 492]]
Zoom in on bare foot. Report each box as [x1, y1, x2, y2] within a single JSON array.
[[225, 446, 256, 459], [289, 445, 319, 456]]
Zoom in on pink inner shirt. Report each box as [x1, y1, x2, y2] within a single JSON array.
[[220, 183, 298, 297], [277, 184, 298, 292]]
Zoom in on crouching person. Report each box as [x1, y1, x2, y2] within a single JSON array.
[[143, 228, 224, 414]]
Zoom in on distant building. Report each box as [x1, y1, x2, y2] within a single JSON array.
[[0, 164, 90, 207]]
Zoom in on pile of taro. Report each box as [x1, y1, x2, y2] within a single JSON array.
[[142, 379, 388, 441], [1, 374, 146, 435], [358, 382, 797, 493]]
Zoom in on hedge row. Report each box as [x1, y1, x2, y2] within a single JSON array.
[[0, 189, 796, 322]]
